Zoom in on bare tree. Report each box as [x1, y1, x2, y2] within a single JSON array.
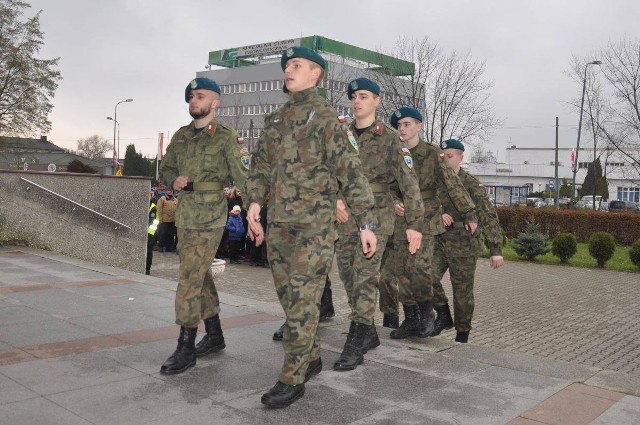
[[468, 143, 497, 164], [583, 38, 640, 184], [377, 36, 501, 145], [76, 135, 110, 160]]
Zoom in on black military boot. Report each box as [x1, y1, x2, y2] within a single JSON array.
[[319, 278, 335, 322], [455, 331, 469, 343], [416, 300, 436, 338], [383, 313, 399, 329], [333, 321, 366, 371], [195, 314, 226, 357], [361, 322, 380, 353], [304, 357, 322, 382], [160, 326, 197, 375], [432, 304, 454, 336], [273, 322, 285, 341], [390, 304, 421, 339], [261, 381, 305, 408]]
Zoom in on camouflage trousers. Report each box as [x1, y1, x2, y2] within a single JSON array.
[[175, 227, 224, 327], [431, 233, 478, 332], [378, 237, 399, 314], [268, 222, 335, 386], [335, 233, 389, 325], [397, 233, 434, 306]]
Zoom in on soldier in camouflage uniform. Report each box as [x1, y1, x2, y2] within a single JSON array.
[[245, 47, 377, 408], [159, 77, 249, 375], [388, 107, 478, 340], [334, 78, 423, 371], [432, 139, 504, 343]]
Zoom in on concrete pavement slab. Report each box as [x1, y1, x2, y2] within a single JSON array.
[[0, 316, 100, 346], [591, 394, 640, 425], [47, 375, 196, 425], [585, 369, 640, 397], [0, 304, 52, 326], [143, 401, 272, 425], [0, 373, 38, 405], [68, 311, 174, 335], [0, 397, 93, 425], [0, 351, 144, 395]]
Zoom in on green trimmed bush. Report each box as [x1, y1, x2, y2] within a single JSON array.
[[511, 219, 550, 261], [629, 240, 640, 269], [588, 232, 616, 268], [552, 233, 578, 264]]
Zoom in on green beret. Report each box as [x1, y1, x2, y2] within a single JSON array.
[[281, 46, 326, 70], [390, 107, 423, 129], [184, 78, 220, 102], [440, 139, 465, 151], [347, 78, 380, 99]]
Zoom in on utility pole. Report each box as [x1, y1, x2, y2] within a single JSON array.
[[555, 117, 559, 209]]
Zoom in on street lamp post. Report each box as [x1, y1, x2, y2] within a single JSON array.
[[571, 60, 601, 204], [107, 116, 119, 169], [112, 98, 133, 174]]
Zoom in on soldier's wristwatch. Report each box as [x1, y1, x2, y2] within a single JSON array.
[[358, 223, 376, 232]]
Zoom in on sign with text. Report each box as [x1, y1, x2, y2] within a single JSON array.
[[221, 38, 301, 61]]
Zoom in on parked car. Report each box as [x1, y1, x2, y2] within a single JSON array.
[[608, 200, 640, 213]]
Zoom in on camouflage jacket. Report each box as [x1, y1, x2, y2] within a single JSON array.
[[393, 140, 476, 239], [338, 119, 423, 236], [160, 118, 249, 229], [246, 88, 375, 227], [438, 169, 503, 256]]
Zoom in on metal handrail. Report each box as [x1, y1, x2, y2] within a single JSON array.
[[19, 177, 132, 230]]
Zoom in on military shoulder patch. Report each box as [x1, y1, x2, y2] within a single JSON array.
[[237, 137, 244, 144], [240, 155, 251, 170], [346, 130, 359, 152], [207, 124, 216, 136], [375, 125, 383, 135], [239, 146, 249, 155], [401, 147, 410, 154], [403, 155, 413, 169], [338, 115, 347, 123], [479, 183, 485, 188]]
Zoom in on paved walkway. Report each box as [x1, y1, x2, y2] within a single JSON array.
[[0, 247, 638, 424]]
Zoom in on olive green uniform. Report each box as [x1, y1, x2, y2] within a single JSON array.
[[160, 119, 249, 327], [246, 88, 375, 386], [336, 120, 423, 325], [432, 169, 503, 332]]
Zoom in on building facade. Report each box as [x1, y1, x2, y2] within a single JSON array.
[[197, 35, 421, 152], [467, 146, 640, 203]]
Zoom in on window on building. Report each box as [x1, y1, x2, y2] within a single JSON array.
[[578, 162, 590, 169], [607, 162, 624, 167], [617, 187, 640, 202]]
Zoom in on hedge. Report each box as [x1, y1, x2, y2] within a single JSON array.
[[496, 208, 640, 246]]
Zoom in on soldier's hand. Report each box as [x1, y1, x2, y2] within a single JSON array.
[[464, 221, 478, 234], [394, 202, 405, 217], [359, 229, 377, 259], [172, 176, 189, 191], [335, 199, 349, 223], [442, 213, 454, 227], [489, 256, 504, 269], [247, 202, 264, 246], [405, 229, 422, 254]]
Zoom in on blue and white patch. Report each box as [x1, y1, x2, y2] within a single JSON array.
[[395, 110, 402, 118], [350, 81, 358, 91], [403, 155, 413, 169], [346, 130, 359, 152], [440, 140, 448, 149], [190, 79, 197, 89], [241, 155, 251, 170]]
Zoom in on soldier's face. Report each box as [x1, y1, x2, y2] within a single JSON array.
[[396, 118, 422, 142], [284, 58, 320, 92], [189, 89, 219, 120], [351, 91, 380, 120], [443, 149, 464, 171]]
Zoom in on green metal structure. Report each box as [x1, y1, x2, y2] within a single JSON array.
[[208, 35, 414, 77]]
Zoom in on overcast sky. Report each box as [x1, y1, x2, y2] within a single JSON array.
[[26, 0, 640, 162]]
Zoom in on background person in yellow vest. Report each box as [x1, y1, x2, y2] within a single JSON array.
[[157, 189, 178, 252], [146, 199, 159, 275]]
